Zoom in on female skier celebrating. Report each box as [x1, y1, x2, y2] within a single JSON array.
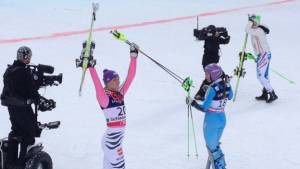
[[187, 63, 233, 169], [88, 42, 139, 169]]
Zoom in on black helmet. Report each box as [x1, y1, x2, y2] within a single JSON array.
[[17, 46, 32, 61], [206, 25, 217, 35]]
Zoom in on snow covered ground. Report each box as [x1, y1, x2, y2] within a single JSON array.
[[1, 0, 300, 169]]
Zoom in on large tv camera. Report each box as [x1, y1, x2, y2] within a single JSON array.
[[28, 64, 63, 89], [27, 64, 62, 112], [194, 25, 228, 41], [1, 64, 63, 111]]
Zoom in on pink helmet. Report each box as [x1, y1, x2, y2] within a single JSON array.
[[204, 63, 223, 81]]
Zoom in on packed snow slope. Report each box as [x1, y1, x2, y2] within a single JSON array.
[[1, 0, 299, 169]]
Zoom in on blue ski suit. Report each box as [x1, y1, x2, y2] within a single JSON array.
[[192, 78, 233, 151]]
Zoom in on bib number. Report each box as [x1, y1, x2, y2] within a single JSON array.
[[117, 106, 126, 116], [218, 99, 227, 109]]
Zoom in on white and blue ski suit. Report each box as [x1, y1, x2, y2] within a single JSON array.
[[245, 22, 274, 92], [192, 78, 233, 169]]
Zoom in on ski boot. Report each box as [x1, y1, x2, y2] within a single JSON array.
[[255, 88, 268, 101], [212, 148, 226, 169], [207, 146, 226, 169], [266, 90, 278, 103]]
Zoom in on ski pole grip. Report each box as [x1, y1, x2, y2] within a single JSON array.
[[182, 77, 193, 92], [110, 30, 127, 42]]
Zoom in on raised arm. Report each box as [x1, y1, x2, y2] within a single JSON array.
[[89, 67, 109, 108], [120, 56, 137, 95], [119, 43, 139, 95]]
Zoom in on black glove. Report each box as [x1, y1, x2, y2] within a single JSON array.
[[38, 96, 56, 112], [87, 58, 96, 68]]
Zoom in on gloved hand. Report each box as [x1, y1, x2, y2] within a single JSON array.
[[76, 53, 96, 68], [38, 96, 56, 112], [76, 41, 96, 68], [186, 96, 197, 106], [224, 74, 232, 83], [130, 42, 139, 58], [245, 52, 256, 61], [87, 58, 97, 68], [240, 52, 256, 61]]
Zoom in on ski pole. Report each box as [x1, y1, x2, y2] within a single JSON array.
[[183, 77, 192, 158], [270, 68, 295, 84], [110, 30, 191, 86], [187, 103, 190, 158], [183, 77, 198, 158], [189, 104, 199, 158], [243, 54, 295, 84]]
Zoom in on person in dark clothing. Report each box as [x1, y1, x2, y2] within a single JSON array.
[[194, 25, 230, 101], [1, 46, 41, 168]]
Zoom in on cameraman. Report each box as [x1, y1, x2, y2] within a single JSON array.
[[1, 46, 41, 168], [194, 25, 230, 100]]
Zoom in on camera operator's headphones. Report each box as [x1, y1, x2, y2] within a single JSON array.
[[17, 46, 32, 61]]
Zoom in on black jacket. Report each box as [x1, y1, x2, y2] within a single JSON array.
[[6, 61, 40, 100], [202, 35, 230, 68], [2, 60, 40, 137]]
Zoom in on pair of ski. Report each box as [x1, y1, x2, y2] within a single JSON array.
[[76, 3, 99, 96], [233, 33, 248, 101]]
